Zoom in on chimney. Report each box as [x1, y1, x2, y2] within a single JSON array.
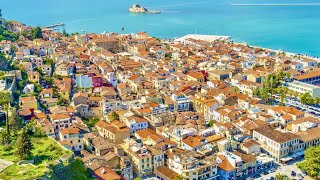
[[101, 168, 106, 174]]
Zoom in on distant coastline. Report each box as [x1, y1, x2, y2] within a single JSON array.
[[3, 0, 320, 56]]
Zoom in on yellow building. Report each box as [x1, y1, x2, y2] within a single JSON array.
[[122, 139, 153, 177], [186, 71, 205, 82], [60, 88, 70, 100], [19, 96, 38, 110], [192, 94, 217, 113], [28, 71, 40, 84], [96, 120, 130, 143]]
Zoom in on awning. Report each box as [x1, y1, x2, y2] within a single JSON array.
[[280, 157, 293, 162], [295, 151, 305, 156]]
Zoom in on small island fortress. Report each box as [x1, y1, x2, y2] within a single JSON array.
[[129, 4, 161, 14]]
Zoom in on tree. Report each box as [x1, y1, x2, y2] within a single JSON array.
[[0, 131, 11, 145], [43, 58, 54, 65], [9, 110, 23, 136], [83, 117, 99, 128], [314, 97, 320, 104], [31, 27, 42, 40], [297, 146, 320, 179], [300, 92, 314, 105], [174, 174, 184, 180], [275, 173, 288, 180], [0, 92, 11, 136], [260, 88, 270, 103], [232, 86, 240, 93], [207, 120, 214, 127], [277, 87, 288, 105], [252, 88, 260, 97], [317, 62, 320, 68], [16, 127, 34, 160], [110, 111, 119, 122]]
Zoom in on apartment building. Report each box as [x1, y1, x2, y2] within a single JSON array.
[[58, 127, 83, 151], [122, 138, 164, 178], [167, 148, 219, 180], [283, 80, 320, 98], [253, 126, 303, 162], [95, 120, 130, 143]]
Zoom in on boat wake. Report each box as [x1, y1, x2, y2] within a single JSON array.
[[230, 3, 320, 6]]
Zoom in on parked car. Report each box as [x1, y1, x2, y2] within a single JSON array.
[[297, 174, 304, 178], [291, 171, 296, 176]]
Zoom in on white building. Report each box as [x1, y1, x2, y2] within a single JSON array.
[[102, 99, 121, 117], [59, 127, 84, 151], [283, 80, 320, 98]]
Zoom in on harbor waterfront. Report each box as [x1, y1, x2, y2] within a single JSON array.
[[2, 0, 320, 56], [0, 25, 320, 179]]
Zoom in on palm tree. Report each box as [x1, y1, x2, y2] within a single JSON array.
[[277, 87, 288, 105], [275, 173, 288, 180], [252, 88, 260, 97]]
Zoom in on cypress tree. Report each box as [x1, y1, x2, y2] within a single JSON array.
[[16, 128, 34, 160]]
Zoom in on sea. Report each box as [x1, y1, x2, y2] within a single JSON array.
[[2, 0, 320, 56]]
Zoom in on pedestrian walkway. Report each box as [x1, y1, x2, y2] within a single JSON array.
[[0, 159, 13, 172]]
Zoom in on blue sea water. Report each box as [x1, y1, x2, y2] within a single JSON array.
[[2, 0, 320, 56]]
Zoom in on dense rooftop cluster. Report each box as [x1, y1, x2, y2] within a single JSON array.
[[1, 20, 320, 180]]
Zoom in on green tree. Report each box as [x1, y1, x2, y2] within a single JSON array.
[[253, 88, 260, 97], [275, 173, 288, 180], [317, 62, 320, 68], [297, 146, 320, 179], [207, 120, 214, 127], [110, 111, 119, 122], [232, 86, 240, 93], [260, 88, 270, 103], [43, 58, 54, 65], [9, 110, 23, 137], [300, 92, 314, 105], [0, 92, 11, 136], [174, 174, 184, 180], [314, 97, 320, 104], [277, 87, 288, 105], [43, 76, 53, 85], [83, 117, 99, 127], [31, 27, 42, 39], [16, 127, 34, 160]]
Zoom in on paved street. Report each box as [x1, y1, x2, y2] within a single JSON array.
[[274, 96, 320, 116], [253, 159, 313, 180]]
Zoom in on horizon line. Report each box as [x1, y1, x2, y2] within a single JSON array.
[[230, 3, 320, 6]]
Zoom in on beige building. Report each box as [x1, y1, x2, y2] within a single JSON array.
[[253, 126, 303, 162], [96, 120, 130, 143], [19, 96, 38, 110], [49, 113, 71, 132], [59, 127, 84, 151], [284, 80, 320, 98], [122, 138, 164, 178], [167, 148, 219, 180]]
